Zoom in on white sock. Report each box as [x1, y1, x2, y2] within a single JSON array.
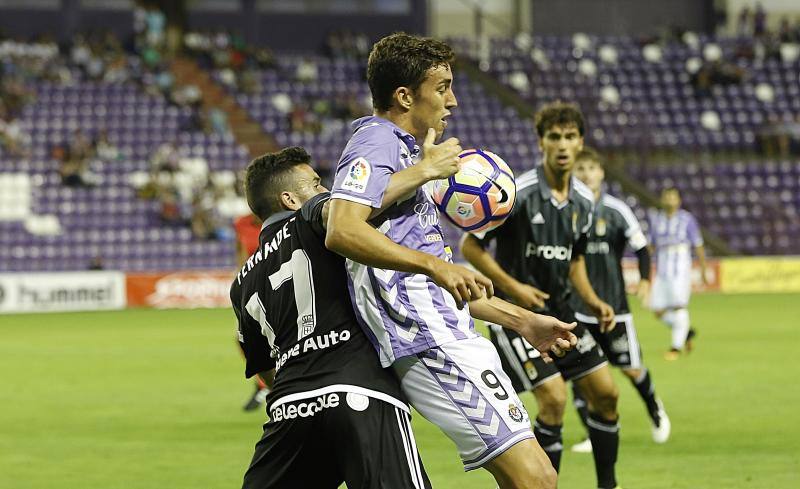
[[660, 310, 675, 330], [671, 308, 690, 350]]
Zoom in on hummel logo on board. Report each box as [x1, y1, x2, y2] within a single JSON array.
[[531, 212, 545, 224]]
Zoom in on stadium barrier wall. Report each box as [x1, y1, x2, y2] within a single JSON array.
[[125, 270, 235, 309], [4, 258, 798, 314], [0, 271, 126, 314], [622, 258, 721, 293], [718, 257, 800, 294]]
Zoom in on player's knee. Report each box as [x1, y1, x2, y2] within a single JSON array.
[[595, 385, 619, 418], [504, 460, 557, 489], [535, 386, 566, 421]]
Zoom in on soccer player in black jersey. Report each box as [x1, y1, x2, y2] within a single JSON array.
[[232, 146, 440, 488], [570, 148, 670, 450], [462, 103, 623, 489], [232, 146, 577, 488]]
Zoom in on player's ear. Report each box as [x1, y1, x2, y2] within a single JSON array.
[[395, 86, 413, 110], [280, 191, 301, 211]]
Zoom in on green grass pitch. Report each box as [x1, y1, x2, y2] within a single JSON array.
[[2, 293, 799, 488]]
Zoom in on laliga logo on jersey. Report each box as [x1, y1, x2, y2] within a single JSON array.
[[341, 157, 371, 194], [414, 202, 440, 229], [595, 218, 607, 236]]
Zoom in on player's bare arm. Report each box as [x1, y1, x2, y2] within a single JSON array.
[[696, 244, 709, 286], [257, 369, 276, 390], [325, 199, 492, 308], [469, 296, 577, 360], [461, 233, 550, 309], [569, 255, 616, 332], [635, 246, 652, 304], [320, 129, 462, 227]]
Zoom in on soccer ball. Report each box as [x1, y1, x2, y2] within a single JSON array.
[[430, 149, 516, 233]]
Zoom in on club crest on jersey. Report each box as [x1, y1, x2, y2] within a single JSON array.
[[596, 218, 607, 236], [341, 157, 371, 193], [508, 403, 526, 423]]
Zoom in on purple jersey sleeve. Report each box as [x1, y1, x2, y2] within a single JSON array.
[[331, 125, 401, 208], [687, 213, 703, 247]]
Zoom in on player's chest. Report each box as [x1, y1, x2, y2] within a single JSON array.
[[520, 198, 581, 244]]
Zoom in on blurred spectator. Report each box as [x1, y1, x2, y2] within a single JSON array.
[[324, 30, 370, 60], [295, 58, 318, 83], [150, 141, 180, 172], [753, 3, 767, 38], [737, 6, 751, 37], [88, 255, 105, 270], [93, 129, 121, 162], [0, 100, 31, 156], [691, 60, 746, 97]]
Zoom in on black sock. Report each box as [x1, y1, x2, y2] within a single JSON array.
[[572, 382, 590, 433], [631, 369, 660, 425], [587, 412, 619, 489], [533, 417, 563, 472]]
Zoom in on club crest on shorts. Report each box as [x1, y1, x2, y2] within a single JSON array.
[[508, 403, 526, 423], [524, 360, 537, 380]]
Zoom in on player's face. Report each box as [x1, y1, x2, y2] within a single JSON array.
[[661, 190, 681, 213], [409, 64, 457, 141], [282, 164, 327, 210], [573, 158, 604, 193], [539, 124, 584, 176]]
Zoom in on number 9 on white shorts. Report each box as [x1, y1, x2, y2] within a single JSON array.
[[392, 336, 535, 471]]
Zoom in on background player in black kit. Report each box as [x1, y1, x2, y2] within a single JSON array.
[[462, 103, 623, 489], [232, 146, 448, 489], [570, 148, 670, 449]]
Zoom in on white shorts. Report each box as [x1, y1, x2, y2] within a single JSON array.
[[650, 273, 691, 311], [392, 336, 534, 471]]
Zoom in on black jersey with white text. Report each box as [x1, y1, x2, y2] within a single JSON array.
[[230, 193, 404, 410], [570, 193, 648, 320], [474, 165, 594, 316]]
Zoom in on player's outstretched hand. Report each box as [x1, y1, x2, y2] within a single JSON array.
[[419, 128, 462, 180], [430, 260, 493, 309], [517, 314, 578, 363], [592, 300, 616, 333], [509, 281, 550, 310]]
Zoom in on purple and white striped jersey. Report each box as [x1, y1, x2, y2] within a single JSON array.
[[648, 209, 703, 278], [331, 116, 478, 367]]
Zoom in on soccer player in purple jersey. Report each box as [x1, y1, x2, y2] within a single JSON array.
[[325, 33, 578, 489], [648, 188, 708, 360]]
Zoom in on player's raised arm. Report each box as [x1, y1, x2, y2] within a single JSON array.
[[462, 233, 550, 309], [469, 296, 577, 360], [321, 128, 462, 223], [326, 198, 491, 308]]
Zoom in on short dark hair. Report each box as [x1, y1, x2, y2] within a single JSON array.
[[534, 101, 585, 138], [244, 146, 311, 220], [367, 33, 455, 112], [576, 147, 604, 167]]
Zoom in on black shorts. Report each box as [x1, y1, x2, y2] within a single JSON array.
[[243, 391, 430, 489], [489, 322, 608, 394], [575, 312, 643, 370]]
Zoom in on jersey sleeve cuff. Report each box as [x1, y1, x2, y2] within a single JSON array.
[[330, 192, 379, 208]]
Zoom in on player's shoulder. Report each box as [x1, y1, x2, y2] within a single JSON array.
[[601, 194, 638, 223], [516, 168, 540, 195], [349, 119, 398, 147], [571, 177, 595, 207]]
